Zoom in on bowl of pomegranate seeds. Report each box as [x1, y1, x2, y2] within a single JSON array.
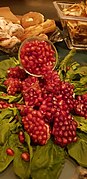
[[18, 37, 58, 77]]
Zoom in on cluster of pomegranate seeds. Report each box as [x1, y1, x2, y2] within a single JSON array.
[[22, 108, 50, 145], [7, 66, 27, 80], [0, 100, 14, 109], [4, 77, 22, 95], [39, 94, 57, 124], [41, 66, 61, 94], [73, 95, 87, 119], [21, 76, 43, 107], [60, 81, 75, 111], [3, 64, 79, 147], [20, 40, 56, 76], [52, 113, 78, 147]]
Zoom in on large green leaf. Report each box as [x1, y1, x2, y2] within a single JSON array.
[[31, 140, 65, 179], [0, 122, 11, 145], [0, 92, 22, 103], [0, 108, 13, 122], [13, 147, 31, 179], [0, 57, 19, 79], [68, 139, 87, 167], [74, 116, 87, 132], [0, 133, 18, 172], [0, 142, 14, 172], [24, 132, 33, 161]]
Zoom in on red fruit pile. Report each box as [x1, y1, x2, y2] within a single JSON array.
[[73, 95, 87, 119], [52, 113, 77, 147], [4, 77, 22, 95], [7, 66, 27, 80], [22, 108, 50, 145], [21, 76, 43, 106], [0, 100, 14, 109], [19, 39, 56, 76], [3, 42, 87, 147]]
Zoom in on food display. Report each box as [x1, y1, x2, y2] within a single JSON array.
[[0, 4, 87, 179], [0, 7, 56, 52], [53, 1, 87, 49]]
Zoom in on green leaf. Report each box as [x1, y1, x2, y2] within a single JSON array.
[[13, 147, 31, 179], [58, 49, 76, 80], [0, 142, 14, 172], [0, 84, 6, 92], [0, 133, 18, 172], [24, 132, 33, 161], [75, 66, 87, 76], [80, 76, 87, 85], [0, 122, 10, 145], [68, 139, 87, 167], [77, 131, 87, 141], [31, 140, 65, 179], [0, 92, 22, 103], [74, 116, 87, 133], [0, 108, 13, 122], [0, 57, 19, 80]]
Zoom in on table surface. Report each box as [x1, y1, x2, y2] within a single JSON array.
[[0, 0, 79, 21]]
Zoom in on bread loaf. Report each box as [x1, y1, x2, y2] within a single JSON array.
[[21, 19, 56, 41], [21, 12, 44, 28], [0, 7, 20, 24]]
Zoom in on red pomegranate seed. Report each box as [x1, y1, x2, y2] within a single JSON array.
[[21, 152, 30, 161], [18, 131, 25, 143], [6, 148, 14, 156]]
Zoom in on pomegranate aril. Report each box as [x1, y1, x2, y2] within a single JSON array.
[[18, 131, 25, 143], [21, 152, 30, 161], [6, 148, 14, 156]]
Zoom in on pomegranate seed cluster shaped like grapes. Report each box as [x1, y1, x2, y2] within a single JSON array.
[[52, 113, 78, 147], [73, 95, 87, 119], [7, 66, 27, 80], [21, 76, 43, 107], [22, 108, 50, 145], [0, 100, 13, 109], [4, 77, 22, 95], [20, 39, 56, 76]]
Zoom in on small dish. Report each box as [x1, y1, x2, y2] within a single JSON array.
[[53, 1, 87, 50], [18, 36, 58, 77]]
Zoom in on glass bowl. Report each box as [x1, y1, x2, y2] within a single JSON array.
[[18, 36, 58, 77], [53, 1, 87, 50]]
